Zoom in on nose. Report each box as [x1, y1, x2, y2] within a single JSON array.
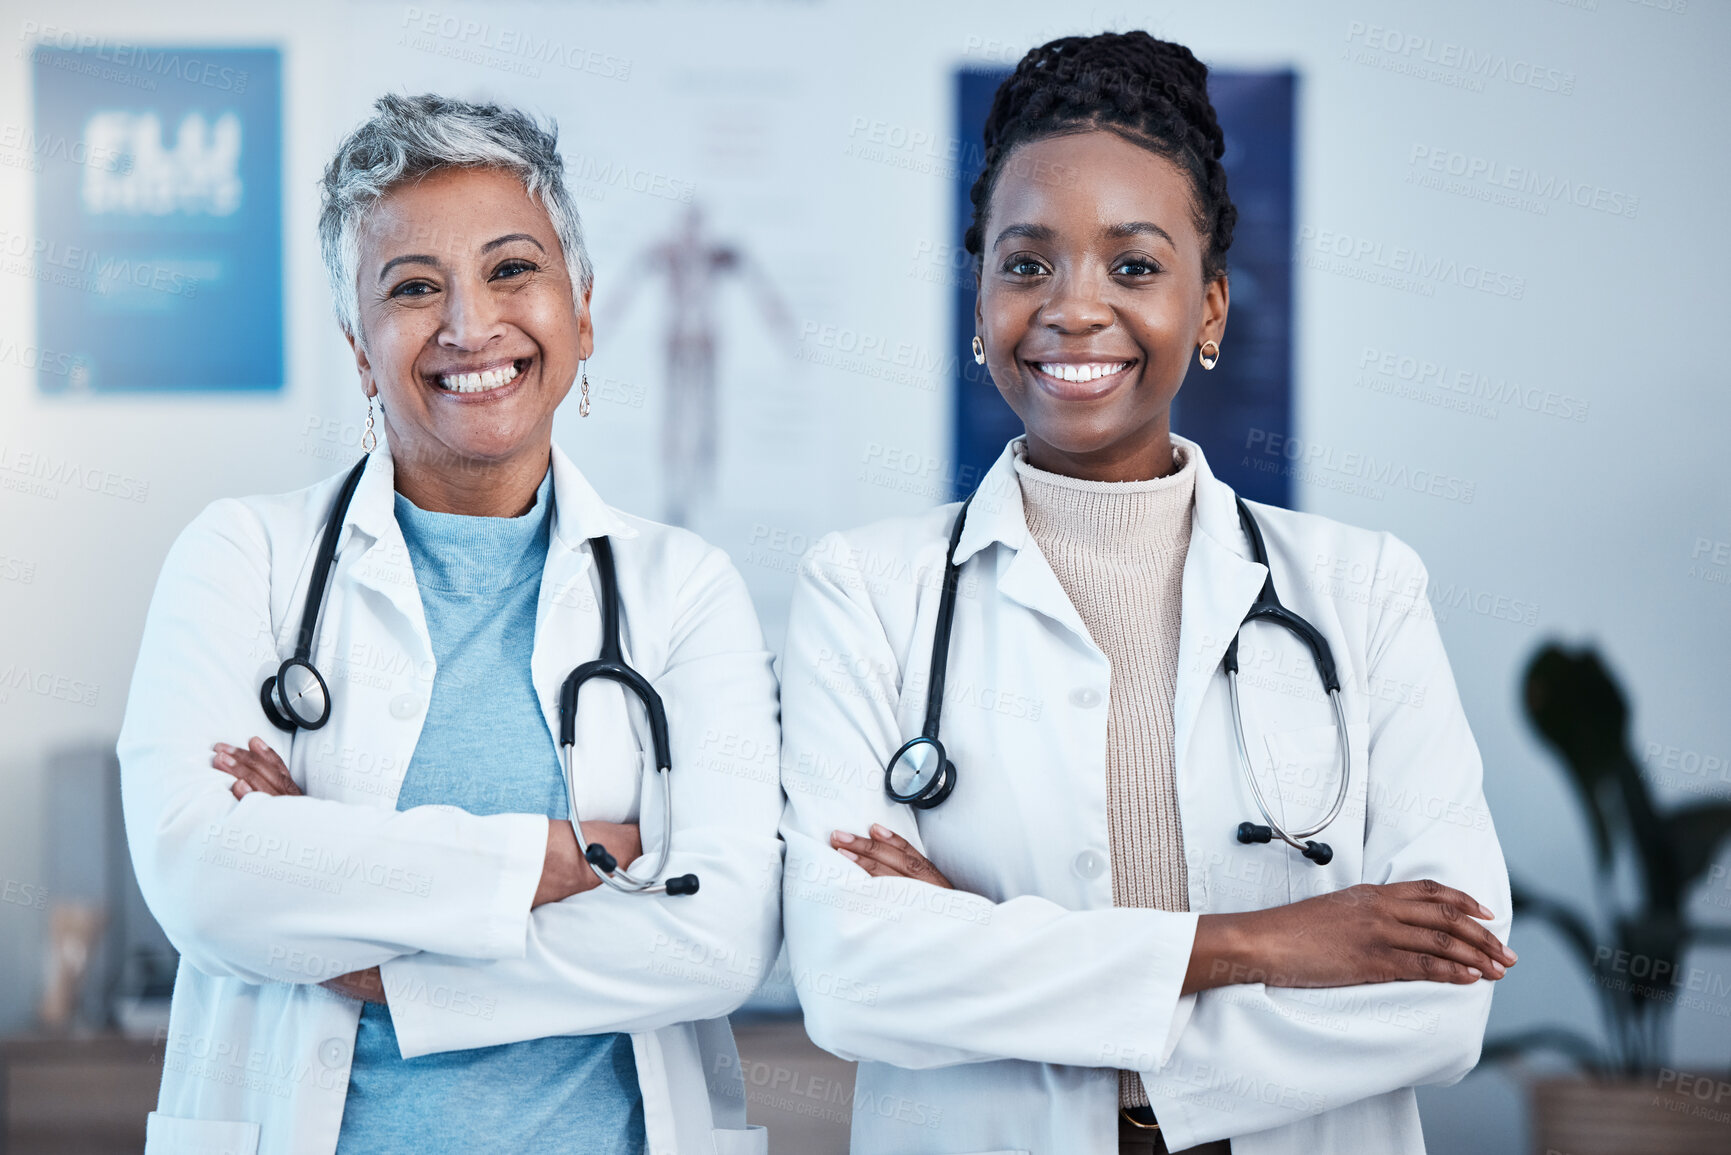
[[437, 279, 508, 353], [1040, 270, 1113, 334]]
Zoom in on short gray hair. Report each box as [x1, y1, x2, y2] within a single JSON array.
[[318, 93, 593, 338]]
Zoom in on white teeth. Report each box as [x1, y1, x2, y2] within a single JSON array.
[[1037, 362, 1128, 384], [438, 363, 520, 393]]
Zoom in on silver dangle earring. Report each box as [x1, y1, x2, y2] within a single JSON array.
[[971, 335, 986, 365], [361, 395, 378, 452], [578, 362, 591, 417]]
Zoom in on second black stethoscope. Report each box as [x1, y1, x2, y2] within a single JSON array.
[[884, 489, 1350, 866], [258, 455, 698, 897]]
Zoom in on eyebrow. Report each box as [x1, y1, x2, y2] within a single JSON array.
[[1108, 221, 1176, 246], [992, 222, 1054, 248], [481, 232, 546, 254], [376, 234, 547, 281]]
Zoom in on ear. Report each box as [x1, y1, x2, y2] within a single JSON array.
[[576, 281, 595, 362], [1199, 273, 1230, 347], [344, 328, 376, 399]]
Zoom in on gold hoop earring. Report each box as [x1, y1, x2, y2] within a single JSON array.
[[971, 336, 986, 365], [1198, 340, 1220, 371], [361, 395, 377, 453], [578, 364, 591, 417]]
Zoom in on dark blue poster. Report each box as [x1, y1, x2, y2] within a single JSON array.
[[950, 67, 1295, 506], [32, 46, 282, 392]]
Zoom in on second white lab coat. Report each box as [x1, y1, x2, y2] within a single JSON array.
[[778, 436, 1509, 1155], [119, 443, 780, 1155]]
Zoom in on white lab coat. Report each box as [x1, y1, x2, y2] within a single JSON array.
[[778, 436, 1509, 1155], [118, 443, 780, 1155]]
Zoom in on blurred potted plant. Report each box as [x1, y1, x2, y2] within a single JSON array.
[[1484, 643, 1731, 1154]]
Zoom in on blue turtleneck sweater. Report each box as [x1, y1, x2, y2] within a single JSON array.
[[334, 467, 645, 1155]]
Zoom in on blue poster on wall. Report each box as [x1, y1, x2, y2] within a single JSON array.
[[32, 46, 282, 393], [950, 67, 1295, 506]]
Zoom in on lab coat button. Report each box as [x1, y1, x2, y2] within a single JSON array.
[[389, 693, 420, 720], [1069, 687, 1103, 709], [318, 1037, 350, 1068], [1072, 849, 1106, 879]]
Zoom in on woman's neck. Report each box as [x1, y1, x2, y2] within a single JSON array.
[[390, 442, 551, 518], [1022, 420, 1177, 483]]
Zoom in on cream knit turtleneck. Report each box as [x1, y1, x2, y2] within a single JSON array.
[[1013, 438, 1197, 1111]]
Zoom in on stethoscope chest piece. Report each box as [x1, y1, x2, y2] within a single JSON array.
[[261, 657, 332, 731], [885, 735, 957, 809]]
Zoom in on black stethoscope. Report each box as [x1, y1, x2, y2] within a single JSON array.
[[884, 490, 1351, 866], [259, 455, 699, 897]]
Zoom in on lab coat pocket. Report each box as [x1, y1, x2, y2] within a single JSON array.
[[710, 1123, 769, 1155], [143, 1112, 261, 1155]]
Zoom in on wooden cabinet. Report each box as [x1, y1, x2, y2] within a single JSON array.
[[0, 1036, 161, 1155]]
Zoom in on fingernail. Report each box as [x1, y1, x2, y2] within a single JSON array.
[[234, 781, 253, 796], [1505, 950, 1518, 964], [249, 737, 267, 751], [1477, 903, 1493, 919], [832, 831, 855, 844], [1466, 967, 1482, 979], [870, 823, 891, 838], [836, 848, 859, 863], [212, 742, 229, 753], [214, 753, 233, 768], [1491, 961, 1505, 976]]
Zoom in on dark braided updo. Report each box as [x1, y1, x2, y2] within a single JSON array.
[[964, 31, 1237, 281]]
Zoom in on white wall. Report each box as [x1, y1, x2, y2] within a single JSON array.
[[1, 2, 1725, 1150]]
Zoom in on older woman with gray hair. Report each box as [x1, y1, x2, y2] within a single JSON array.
[[118, 94, 779, 1155]]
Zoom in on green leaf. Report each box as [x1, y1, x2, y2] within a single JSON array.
[[1666, 803, 1731, 896], [1511, 879, 1599, 976], [1522, 645, 1625, 870]]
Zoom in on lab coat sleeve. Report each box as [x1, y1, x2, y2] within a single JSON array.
[[778, 534, 1199, 1071], [381, 547, 783, 1057], [1145, 534, 1512, 1151], [118, 500, 548, 986]]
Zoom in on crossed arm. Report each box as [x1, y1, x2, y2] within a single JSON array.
[[209, 737, 644, 1002]]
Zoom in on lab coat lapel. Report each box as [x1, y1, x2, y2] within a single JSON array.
[[1172, 437, 1269, 771], [337, 447, 433, 651], [957, 442, 1095, 646]]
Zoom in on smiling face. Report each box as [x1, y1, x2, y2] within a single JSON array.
[[348, 166, 591, 507], [975, 130, 1228, 482]]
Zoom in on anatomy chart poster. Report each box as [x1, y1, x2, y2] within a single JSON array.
[[32, 45, 282, 392]]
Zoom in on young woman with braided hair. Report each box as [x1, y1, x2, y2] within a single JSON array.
[[780, 31, 1511, 1155]]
